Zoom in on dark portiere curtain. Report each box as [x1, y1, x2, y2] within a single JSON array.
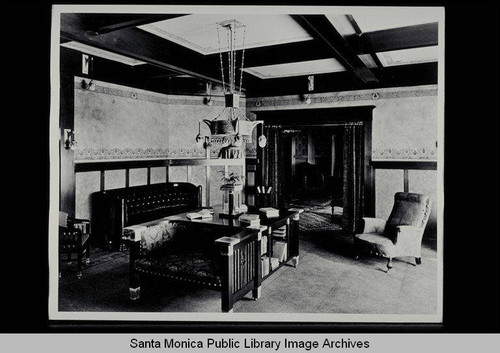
[[263, 125, 286, 208], [342, 123, 365, 233]]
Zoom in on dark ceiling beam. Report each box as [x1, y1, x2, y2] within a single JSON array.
[[345, 14, 384, 69], [61, 46, 214, 96], [60, 13, 235, 89], [244, 62, 437, 97], [230, 40, 330, 68], [291, 14, 379, 84], [89, 14, 187, 35], [351, 23, 439, 54]]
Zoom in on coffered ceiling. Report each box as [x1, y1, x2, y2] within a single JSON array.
[[58, 7, 442, 97], [138, 14, 314, 55]]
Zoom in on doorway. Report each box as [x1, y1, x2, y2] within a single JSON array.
[[282, 125, 345, 230], [255, 106, 375, 234]]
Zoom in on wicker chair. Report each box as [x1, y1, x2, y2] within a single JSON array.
[[59, 211, 91, 279], [354, 192, 431, 271]]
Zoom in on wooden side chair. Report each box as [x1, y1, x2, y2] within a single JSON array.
[[354, 192, 431, 271], [59, 211, 91, 279]]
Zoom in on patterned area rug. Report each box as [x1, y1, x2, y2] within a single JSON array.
[[287, 195, 332, 209], [298, 207, 342, 233], [59, 247, 129, 284]]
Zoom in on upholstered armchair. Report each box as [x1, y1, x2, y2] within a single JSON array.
[[59, 211, 91, 279], [295, 162, 326, 190], [354, 192, 431, 271]]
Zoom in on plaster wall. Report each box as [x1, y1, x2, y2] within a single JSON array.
[[73, 78, 246, 218], [73, 78, 241, 161], [246, 85, 440, 235]]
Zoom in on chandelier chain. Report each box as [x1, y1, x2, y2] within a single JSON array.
[[227, 28, 231, 92], [239, 26, 246, 92], [232, 21, 237, 92], [216, 24, 225, 92]]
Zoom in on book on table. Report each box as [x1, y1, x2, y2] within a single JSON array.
[[199, 207, 214, 214], [187, 210, 213, 220], [259, 207, 280, 218], [239, 213, 260, 221], [240, 219, 261, 227], [239, 213, 261, 226]]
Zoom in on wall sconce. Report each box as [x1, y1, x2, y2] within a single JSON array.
[[63, 129, 77, 150], [307, 75, 314, 91], [195, 121, 204, 146], [204, 82, 214, 106], [81, 79, 96, 91], [81, 55, 96, 91], [204, 97, 214, 106], [301, 94, 312, 104], [203, 136, 212, 149]]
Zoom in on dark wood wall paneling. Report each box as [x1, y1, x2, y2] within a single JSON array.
[[245, 158, 258, 206], [371, 160, 437, 193], [75, 158, 245, 206]]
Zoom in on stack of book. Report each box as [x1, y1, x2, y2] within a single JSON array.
[[261, 235, 268, 254], [269, 257, 280, 271], [238, 213, 261, 227], [259, 207, 280, 218], [186, 208, 213, 220], [261, 255, 281, 277], [261, 256, 270, 277], [272, 240, 288, 262], [272, 225, 287, 239]]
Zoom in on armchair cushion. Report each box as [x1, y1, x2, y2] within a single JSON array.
[[354, 192, 431, 267], [354, 233, 396, 258], [295, 162, 325, 190], [396, 225, 421, 236], [393, 225, 424, 257], [361, 217, 386, 234], [385, 192, 431, 238]]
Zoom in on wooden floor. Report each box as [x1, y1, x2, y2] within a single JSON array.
[[57, 228, 439, 322]]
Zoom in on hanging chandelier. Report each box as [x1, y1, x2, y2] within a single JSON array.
[[196, 19, 266, 151]]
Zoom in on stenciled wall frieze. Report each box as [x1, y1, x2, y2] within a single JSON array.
[[75, 147, 170, 161], [168, 147, 206, 159], [76, 78, 245, 108], [372, 147, 437, 161], [247, 86, 438, 109], [240, 147, 437, 161], [74, 146, 221, 161]]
